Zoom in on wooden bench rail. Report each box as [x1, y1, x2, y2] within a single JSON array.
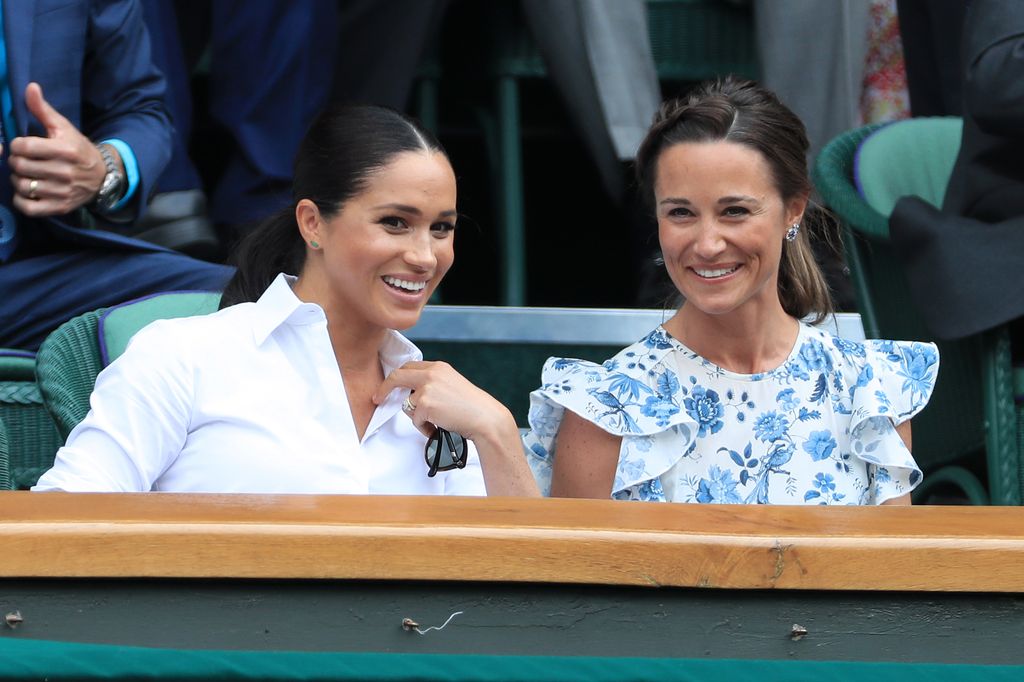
[[3, 492, 1023, 592]]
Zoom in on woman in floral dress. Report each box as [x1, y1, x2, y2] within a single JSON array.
[[525, 78, 938, 504]]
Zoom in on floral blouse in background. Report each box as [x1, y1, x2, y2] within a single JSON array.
[[524, 324, 939, 504]]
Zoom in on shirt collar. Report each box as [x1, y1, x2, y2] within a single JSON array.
[[250, 274, 424, 370], [251, 274, 325, 345]]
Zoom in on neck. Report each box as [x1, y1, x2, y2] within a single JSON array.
[[291, 269, 389, 374], [664, 300, 799, 375]]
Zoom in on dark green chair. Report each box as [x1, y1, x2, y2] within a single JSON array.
[[0, 350, 63, 488], [36, 293, 222, 441], [813, 118, 1019, 505], [0, 414, 11, 490]]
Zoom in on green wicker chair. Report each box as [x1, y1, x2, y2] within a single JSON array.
[[813, 118, 1020, 505], [0, 414, 11, 490], [0, 350, 64, 488], [36, 293, 222, 441]]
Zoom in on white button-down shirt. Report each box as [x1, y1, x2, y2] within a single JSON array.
[[33, 275, 486, 495]]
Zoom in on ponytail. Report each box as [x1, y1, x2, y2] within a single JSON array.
[[219, 208, 306, 309]]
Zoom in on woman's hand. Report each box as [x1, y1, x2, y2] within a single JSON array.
[[373, 361, 539, 496], [374, 360, 508, 440]]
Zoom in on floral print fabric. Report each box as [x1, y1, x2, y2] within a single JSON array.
[[524, 323, 938, 504]]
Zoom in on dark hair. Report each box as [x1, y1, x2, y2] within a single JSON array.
[[220, 106, 447, 308], [634, 77, 833, 322]]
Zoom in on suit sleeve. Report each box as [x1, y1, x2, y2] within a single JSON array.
[[80, 0, 172, 218]]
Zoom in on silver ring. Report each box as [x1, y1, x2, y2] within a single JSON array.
[[28, 179, 38, 200], [402, 396, 416, 415]]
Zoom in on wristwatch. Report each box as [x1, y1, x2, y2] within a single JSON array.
[[92, 143, 126, 213]]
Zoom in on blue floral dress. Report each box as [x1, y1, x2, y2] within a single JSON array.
[[524, 323, 938, 504]]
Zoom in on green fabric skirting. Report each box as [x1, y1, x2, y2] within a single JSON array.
[[1, 637, 1022, 681]]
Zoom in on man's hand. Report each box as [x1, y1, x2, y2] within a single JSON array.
[[7, 82, 110, 217]]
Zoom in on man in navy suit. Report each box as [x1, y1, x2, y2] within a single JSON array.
[[0, 0, 231, 351]]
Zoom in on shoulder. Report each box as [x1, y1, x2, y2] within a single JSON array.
[[534, 327, 693, 437], [125, 302, 261, 359], [797, 324, 938, 375], [796, 324, 939, 424], [541, 327, 676, 381]]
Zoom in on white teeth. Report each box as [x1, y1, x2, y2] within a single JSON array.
[[694, 266, 739, 279], [383, 276, 427, 292]]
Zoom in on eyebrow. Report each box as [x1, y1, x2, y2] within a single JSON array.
[[372, 203, 458, 218], [658, 196, 761, 206]]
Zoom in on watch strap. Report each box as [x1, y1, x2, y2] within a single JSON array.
[[92, 143, 126, 213]]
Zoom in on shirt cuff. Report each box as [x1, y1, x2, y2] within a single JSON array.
[[99, 138, 139, 212]]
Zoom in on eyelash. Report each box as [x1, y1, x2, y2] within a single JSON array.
[[380, 216, 407, 230], [666, 207, 748, 219], [379, 216, 456, 235]]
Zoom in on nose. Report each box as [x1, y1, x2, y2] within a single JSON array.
[[692, 219, 726, 260], [403, 230, 437, 271]]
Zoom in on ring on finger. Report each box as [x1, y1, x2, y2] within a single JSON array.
[[402, 396, 416, 415], [28, 179, 38, 200]]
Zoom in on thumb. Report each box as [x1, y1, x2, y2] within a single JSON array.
[[24, 82, 69, 136]]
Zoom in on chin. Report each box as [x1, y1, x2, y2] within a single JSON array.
[[384, 308, 426, 331], [680, 294, 745, 318]]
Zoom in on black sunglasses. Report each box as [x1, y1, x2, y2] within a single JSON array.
[[425, 427, 468, 477]]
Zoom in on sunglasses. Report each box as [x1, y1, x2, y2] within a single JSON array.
[[425, 427, 469, 477]]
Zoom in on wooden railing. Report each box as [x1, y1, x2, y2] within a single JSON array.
[[3, 492, 1024, 592]]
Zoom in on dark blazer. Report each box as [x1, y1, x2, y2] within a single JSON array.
[[890, 0, 1024, 340], [3, 0, 172, 253]]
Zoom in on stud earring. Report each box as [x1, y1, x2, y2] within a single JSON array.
[[785, 223, 800, 242], [310, 240, 320, 249]]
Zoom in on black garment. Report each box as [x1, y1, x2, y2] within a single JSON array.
[[896, 0, 968, 117], [891, 0, 1024, 340]]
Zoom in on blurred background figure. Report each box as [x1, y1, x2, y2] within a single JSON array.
[[140, 0, 338, 255], [120, 0, 900, 314], [891, 0, 1024, 345], [895, 0, 968, 118], [0, 0, 231, 351]]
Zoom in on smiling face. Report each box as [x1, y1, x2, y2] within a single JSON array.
[[303, 150, 457, 334], [655, 140, 805, 324]]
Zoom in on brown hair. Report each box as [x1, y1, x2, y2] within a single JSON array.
[[634, 77, 833, 322]]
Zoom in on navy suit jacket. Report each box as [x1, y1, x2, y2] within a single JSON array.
[[3, 0, 172, 254]]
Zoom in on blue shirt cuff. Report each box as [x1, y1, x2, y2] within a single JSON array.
[[99, 138, 139, 212]]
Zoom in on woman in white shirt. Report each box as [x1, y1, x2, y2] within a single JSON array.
[[34, 106, 538, 496]]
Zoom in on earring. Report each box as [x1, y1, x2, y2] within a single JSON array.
[[310, 240, 320, 249], [785, 223, 800, 242]]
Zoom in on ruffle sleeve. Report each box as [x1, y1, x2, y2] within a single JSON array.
[[523, 328, 698, 497], [838, 337, 939, 502]]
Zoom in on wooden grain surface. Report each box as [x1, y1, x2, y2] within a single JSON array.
[[2, 492, 1024, 591]]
